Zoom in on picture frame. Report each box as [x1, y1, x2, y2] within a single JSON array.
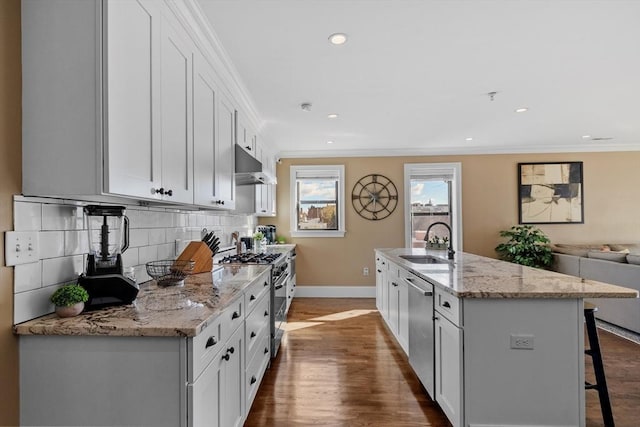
[[518, 162, 584, 224]]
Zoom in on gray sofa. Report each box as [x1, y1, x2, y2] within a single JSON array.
[[552, 243, 640, 334]]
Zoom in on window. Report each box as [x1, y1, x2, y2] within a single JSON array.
[[404, 163, 462, 251], [290, 165, 345, 237]]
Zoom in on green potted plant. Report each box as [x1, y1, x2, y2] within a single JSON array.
[[50, 283, 89, 318], [495, 225, 553, 269]]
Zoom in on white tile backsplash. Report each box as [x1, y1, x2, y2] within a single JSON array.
[[14, 261, 43, 293], [12, 195, 256, 323], [14, 201, 42, 231], [41, 255, 84, 287], [41, 204, 84, 230], [39, 231, 65, 258]]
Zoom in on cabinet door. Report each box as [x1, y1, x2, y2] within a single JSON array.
[[388, 279, 400, 335], [221, 325, 245, 427], [188, 350, 222, 427], [193, 52, 218, 207], [435, 315, 463, 427], [160, 16, 193, 204], [375, 261, 385, 312], [398, 279, 409, 353], [104, 0, 162, 199], [215, 93, 236, 209]]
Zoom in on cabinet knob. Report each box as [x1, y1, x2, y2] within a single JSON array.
[[250, 294, 256, 301], [165, 189, 173, 197], [261, 210, 267, 213], [264, 310, 269, 317], [250, 376, 257, 385], [263, 281, 268, 287], [245, 145, 252, 151], [227, 346, 235, 354], [232, 311, 240, 319], [205, 336, 217, 348], [250, 331, 257, 338], [222, 353, 230, 361], [264, 347, 269, 354], [214, 200, 225, 205], [442, 301, 451, 308], [392, 282, 398, 287], [433, 315, 440, 321], [153, 187, 165, 195], [377, 269, 382, 273]]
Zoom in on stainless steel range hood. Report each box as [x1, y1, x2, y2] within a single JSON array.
[[235, 144, 276, 185]]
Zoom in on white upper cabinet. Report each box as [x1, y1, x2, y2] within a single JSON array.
[[22, 0, 266, 210], [103, 0, 162, 200], [158, 15, 194, 204]]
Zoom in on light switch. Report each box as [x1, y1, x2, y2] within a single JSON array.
[[5, 231, 40, 266]]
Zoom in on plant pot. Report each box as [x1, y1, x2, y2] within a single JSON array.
[[55, 302, 85, 318]]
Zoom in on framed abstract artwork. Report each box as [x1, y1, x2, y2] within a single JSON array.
[[518, 162, 584, 224]]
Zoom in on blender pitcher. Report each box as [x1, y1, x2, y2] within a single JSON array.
[[84, 205, 129, 276]]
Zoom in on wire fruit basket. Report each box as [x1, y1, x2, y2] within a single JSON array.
[[146, 260, 195, 287]]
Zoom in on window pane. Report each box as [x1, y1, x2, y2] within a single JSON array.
[[297, 179, 338, 230], [410, 179, 451, 248]]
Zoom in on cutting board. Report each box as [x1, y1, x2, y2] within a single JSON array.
[[175, 241, 213, 273]]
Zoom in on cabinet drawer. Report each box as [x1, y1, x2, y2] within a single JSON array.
[[246, 331, 270, 412], [245, 292, 270, 360], [221, 296, 244, 340], [190, 315, 223, 381], [245, 273, 270, 315], [435, 287, 462, 326]]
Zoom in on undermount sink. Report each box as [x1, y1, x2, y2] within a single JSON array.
[[399, 255, 449, 264]]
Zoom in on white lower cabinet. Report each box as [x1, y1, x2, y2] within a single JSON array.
[[434, 313, 463, 427], [382, 259, 409, 353]]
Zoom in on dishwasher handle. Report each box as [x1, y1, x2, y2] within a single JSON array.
[[403, 277, 433, 297]]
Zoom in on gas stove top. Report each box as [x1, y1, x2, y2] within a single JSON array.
[[219, 253, 283, 265]]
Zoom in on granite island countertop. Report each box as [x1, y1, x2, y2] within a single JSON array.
[[13, 264, 271, 337], [376, 248, 638, 299]]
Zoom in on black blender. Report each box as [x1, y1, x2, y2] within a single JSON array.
[[78, 205, 138, 309]]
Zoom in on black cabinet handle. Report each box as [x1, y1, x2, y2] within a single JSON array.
[[205, 336, 217, 348], [250, 376, 257, 385], [154, 187, 165, 195], [227, 346, 235, 354], [222, 353, 230, 361], [264, 347, 269, 354], [232, 311, 240, 319], [215, 200, 225, 205], [166, 189, 173, 197], [392, 282, 398, 287], [433, 315, 440, 321], [250, 331, 257, 338], [263, 281, 268, 287], [250, 295, 256, 301], [245, 145, 252, 151], [377, 269, 382, 273], [442, 301, 451, 308], [264, 310, 269, 317]]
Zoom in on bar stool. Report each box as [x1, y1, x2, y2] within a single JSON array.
[[584, 302, 615, 427]]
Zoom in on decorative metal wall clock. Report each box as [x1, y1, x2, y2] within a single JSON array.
[[351, 174, 398, 220]]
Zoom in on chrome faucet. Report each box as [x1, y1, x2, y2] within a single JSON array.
[[424, 221, 455, 260]]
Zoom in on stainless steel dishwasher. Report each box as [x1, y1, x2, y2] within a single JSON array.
[[405, 271, 435, 398]]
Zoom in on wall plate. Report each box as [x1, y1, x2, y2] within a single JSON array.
[[5, 231, 40, 266]]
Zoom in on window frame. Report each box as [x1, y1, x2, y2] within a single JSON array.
[[403, 162, 463, 251], [290, 165, 346, 238]]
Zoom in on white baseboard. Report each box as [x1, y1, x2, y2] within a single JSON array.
[[295, 286, 376, 298]]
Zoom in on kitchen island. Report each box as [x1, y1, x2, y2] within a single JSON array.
[[15, 264, 272, 427], [375, 248, 637, 427]]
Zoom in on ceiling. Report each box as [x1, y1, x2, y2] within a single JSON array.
[[197, 0, 640, 158]]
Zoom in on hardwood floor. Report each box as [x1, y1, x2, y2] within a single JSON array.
[[245, 298, 639, 427]]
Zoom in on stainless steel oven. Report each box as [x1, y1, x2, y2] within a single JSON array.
[[219, 251, 288, 358]]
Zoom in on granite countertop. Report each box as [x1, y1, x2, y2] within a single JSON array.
[[376, 248, 639, 299], [13, 264, 271, 337]]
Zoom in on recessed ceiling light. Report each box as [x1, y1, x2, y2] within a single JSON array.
[[328, 33, 348, 45], [465, 137, 473, 141], [581, 135, 591, 139], [515, 107, 528, 113], [327, 140, 334, 144], [327, 113, 339, 119]]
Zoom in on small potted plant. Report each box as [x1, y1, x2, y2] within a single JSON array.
[[50, 283, 89, 318], [253, 231, 266, 252], [495, 225, 553, 269]]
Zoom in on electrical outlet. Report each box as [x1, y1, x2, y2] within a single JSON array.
[[510, 334, 535, 350], [363, 267, 369, 276], [5, 231, 40, 266]]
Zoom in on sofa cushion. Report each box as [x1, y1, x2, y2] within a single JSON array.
[[609, 243, 640, 252], [627, 254, 640, 265], [552, 244, 601, 257], [587, 250, 628, 263]]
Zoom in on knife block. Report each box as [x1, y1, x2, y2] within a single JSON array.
[[175, 241, 213, 274]]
